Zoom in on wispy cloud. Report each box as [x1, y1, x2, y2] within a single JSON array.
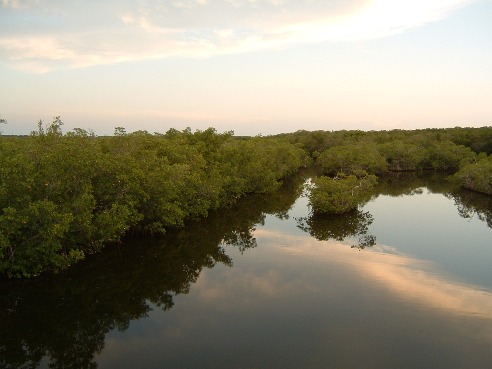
[[1, 0, 38, 10], [256, 229, 492, 321], [0, 0, 475, 72]]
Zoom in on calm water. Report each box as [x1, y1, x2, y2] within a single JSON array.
[[1, 172, 492, 369]]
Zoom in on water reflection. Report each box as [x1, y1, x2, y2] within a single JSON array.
[[295, 172, 468, 250], [102, 225, 492, 368], [446, 190, 492, 228], [258, 230, 492, 320], [374, 172, 492, 228], [0, 172, 307, 369], [296, 210, 376, 249], [374, 171, 455, 197], [1, 171, 491, 369]]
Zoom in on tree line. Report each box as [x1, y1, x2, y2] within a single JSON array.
[[280, 127, 492, 213], [0, 118, 490, 277], [0, 118, 307, 277]]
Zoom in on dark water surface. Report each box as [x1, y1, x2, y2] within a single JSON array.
[[1, 172, 492, 369]]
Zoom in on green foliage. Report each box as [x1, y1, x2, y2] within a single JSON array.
[[316, 144, 387, 175], [453, 155, 492, 195], [0, 201, 78, 277], [285, 127, 492, 173], [308, 173, 378, 214], [0, 171, 307, 369], [377, 140, 427, 171], [2, 120, 491, 277], [426, 141, 476, 171], [0, 119, 307, 277]]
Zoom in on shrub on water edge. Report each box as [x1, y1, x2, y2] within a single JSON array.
[[0, 121, 308, 277], [453, 155, 492, 195], [308, 173, 378, 214]]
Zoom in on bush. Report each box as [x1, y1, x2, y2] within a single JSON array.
[[453, 155, 492, 195], [0, 120, 308, 277], [316, 144, 387, 175], [308, 173, 378, 214]]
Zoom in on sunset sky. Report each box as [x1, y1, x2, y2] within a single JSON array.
[[1, 0, 491, 136]]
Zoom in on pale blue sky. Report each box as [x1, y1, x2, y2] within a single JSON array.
[[1, 0, 491, 136]]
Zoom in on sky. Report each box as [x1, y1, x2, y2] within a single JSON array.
[[0, 0, 491, 136]]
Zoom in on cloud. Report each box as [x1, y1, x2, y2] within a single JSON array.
[[0, 0, 476, 72], [255, 229, 492, 320], [1, 0, 38, 10]]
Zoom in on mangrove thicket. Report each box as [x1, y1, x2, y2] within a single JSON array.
[[0, 118, 491, 277]]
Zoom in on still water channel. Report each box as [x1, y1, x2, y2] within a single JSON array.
[[1, 172, 492, 369]]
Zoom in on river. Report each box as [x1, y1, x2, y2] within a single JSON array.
[[1, 172, 491, 368]]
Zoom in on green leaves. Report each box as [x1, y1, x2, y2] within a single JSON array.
[[0, 125, 307, 277], [316, 144, 387, 175], [453, 155, 492, 195], [308, 173, 378, 214], [0, 201, 74, 277], [4, 121, 489, 277]]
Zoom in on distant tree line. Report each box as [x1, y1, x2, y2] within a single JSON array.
[[0, 118, 490, 277], [279, 127, 492, 213]]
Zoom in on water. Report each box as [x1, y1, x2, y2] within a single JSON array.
[[1, 172, 492, 369]]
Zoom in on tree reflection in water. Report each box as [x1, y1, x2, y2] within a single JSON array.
[[296, 210, 376, 249], [376, 171, 492, 229], [1, 170, 491, 369], [445, 190, 492, 228], [0, 172, 307, 369]]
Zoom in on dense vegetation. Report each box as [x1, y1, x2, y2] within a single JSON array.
[[0, 118, 307, 277], [2, 166, 490, 369], [308, 173, 377, 214], [281, 127, 492, 214], [453, 155, 492, 195], [0, 118, 491, 277], [0, 171, 307, 369]]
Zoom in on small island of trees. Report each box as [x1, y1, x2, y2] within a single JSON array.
[[0, 118, 491, 277]]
